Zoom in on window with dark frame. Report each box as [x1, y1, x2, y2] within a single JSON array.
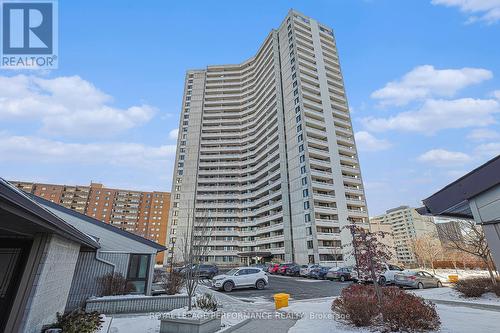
[[126, 254, 150, 294]]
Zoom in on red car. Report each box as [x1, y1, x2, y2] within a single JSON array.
[[277, 263, 295, 275], [268, 263, 280, 274]]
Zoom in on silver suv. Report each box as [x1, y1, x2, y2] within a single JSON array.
[[212, 267, 268, 292]]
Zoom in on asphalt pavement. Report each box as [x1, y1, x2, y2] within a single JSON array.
[[205, 274, 351, 302]]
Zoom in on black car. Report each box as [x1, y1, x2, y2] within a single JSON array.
[[173, 264, 193, 273], [309, 266, 331, 279], [285, 263, 301, 276], [181, 264, 219, 279]]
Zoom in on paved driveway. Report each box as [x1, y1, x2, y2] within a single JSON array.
[[204, 274, 351, 302]]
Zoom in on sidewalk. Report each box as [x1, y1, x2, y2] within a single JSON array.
[[230, 318, 297, 333], [426, 298, 500, 312]]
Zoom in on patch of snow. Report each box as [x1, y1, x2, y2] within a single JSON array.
[[90, 294, 147, 300], [165, 307, 214, 319], [96, 315, 112, 333], [90, 293, 187, 300], [412, 287, 500, 306], [109, 315, 159, 333], [437, 304, 500, 333], [425, 269, 490, 282]]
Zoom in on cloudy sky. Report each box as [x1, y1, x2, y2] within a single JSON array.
[[1, 0, 499, 215]]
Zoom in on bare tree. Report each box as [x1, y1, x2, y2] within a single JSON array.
[[412, 234, 443, 274], [440, 219, 497, 285], [347, 225, 392, 306], [178, 207, 213, 310]]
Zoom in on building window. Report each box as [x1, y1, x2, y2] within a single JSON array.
[[307, 240, 313, 249], [301, 166, 306, 174], [301, 177, 308, 185], [299, 144, 304, 152], [304, 201, 310, 210], [126, 254, 150, 294], [303, 189, 309, 197], [305, 213, 311, 222], [299, 155, 305, 163], [297, 134, 303, 142]]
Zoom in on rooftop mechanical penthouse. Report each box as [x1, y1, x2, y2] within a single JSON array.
[[166, 10, 369, 267]]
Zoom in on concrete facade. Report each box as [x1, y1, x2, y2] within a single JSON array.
[[21, 234, 80, 333], [370, 206, 438, 265], [167, 10, 368, 267]]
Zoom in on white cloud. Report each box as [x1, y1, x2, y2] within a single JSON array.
[[493, 90, 500, 99], [362, 98, 500, 134], [354, 131, 392, 152], [0, 133, 176, 168], [475, 141, 500, 157], [432, 0, 500, 24], [371, 65, 492, 106], [0, 75, 156, 137], [169, 128, 179, 140], [417, 149, 472, 166], [467, 128, 500, 141]]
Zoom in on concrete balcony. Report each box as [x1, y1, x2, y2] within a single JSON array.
[[313, 205, 338, 215]]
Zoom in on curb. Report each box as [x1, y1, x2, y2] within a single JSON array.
[[219, 318, 252, 332], [427, 299, 500, 312]]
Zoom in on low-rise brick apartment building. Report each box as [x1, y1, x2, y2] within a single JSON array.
[[11, 181, 170, 263]]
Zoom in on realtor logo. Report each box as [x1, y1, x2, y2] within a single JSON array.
[[1, 0, 58, 68]]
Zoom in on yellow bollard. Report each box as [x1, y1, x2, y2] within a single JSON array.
[[274, 293, 290, 310], [448, 274, 459, 283]]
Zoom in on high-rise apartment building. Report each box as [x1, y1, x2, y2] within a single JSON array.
[[370, 206, 439, 265], [11, 181, 170, 263], [167, 10, 369, 267]]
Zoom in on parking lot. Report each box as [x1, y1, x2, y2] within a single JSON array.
[[205, 274, 351, 302]]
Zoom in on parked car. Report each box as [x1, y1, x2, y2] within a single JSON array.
[[285, 263, 301, 276], [151, 283, 167, 296], [212, 267, 268, 292], [351, 263, 405, 284], [394, 271, 443, 289], [309, 266, 331, 279], [251, 263, 268, 271], [268, 263, 280, 274], [299, 264, 320, 277], [378, 263, 405, 285], [277, 263, 296, 275], [173, 264, 193, 273], [326, 267, 352, 282], [181, 264, 219, 279]]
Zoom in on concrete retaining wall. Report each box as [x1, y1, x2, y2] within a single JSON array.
[[85, 295, 189, 314]]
